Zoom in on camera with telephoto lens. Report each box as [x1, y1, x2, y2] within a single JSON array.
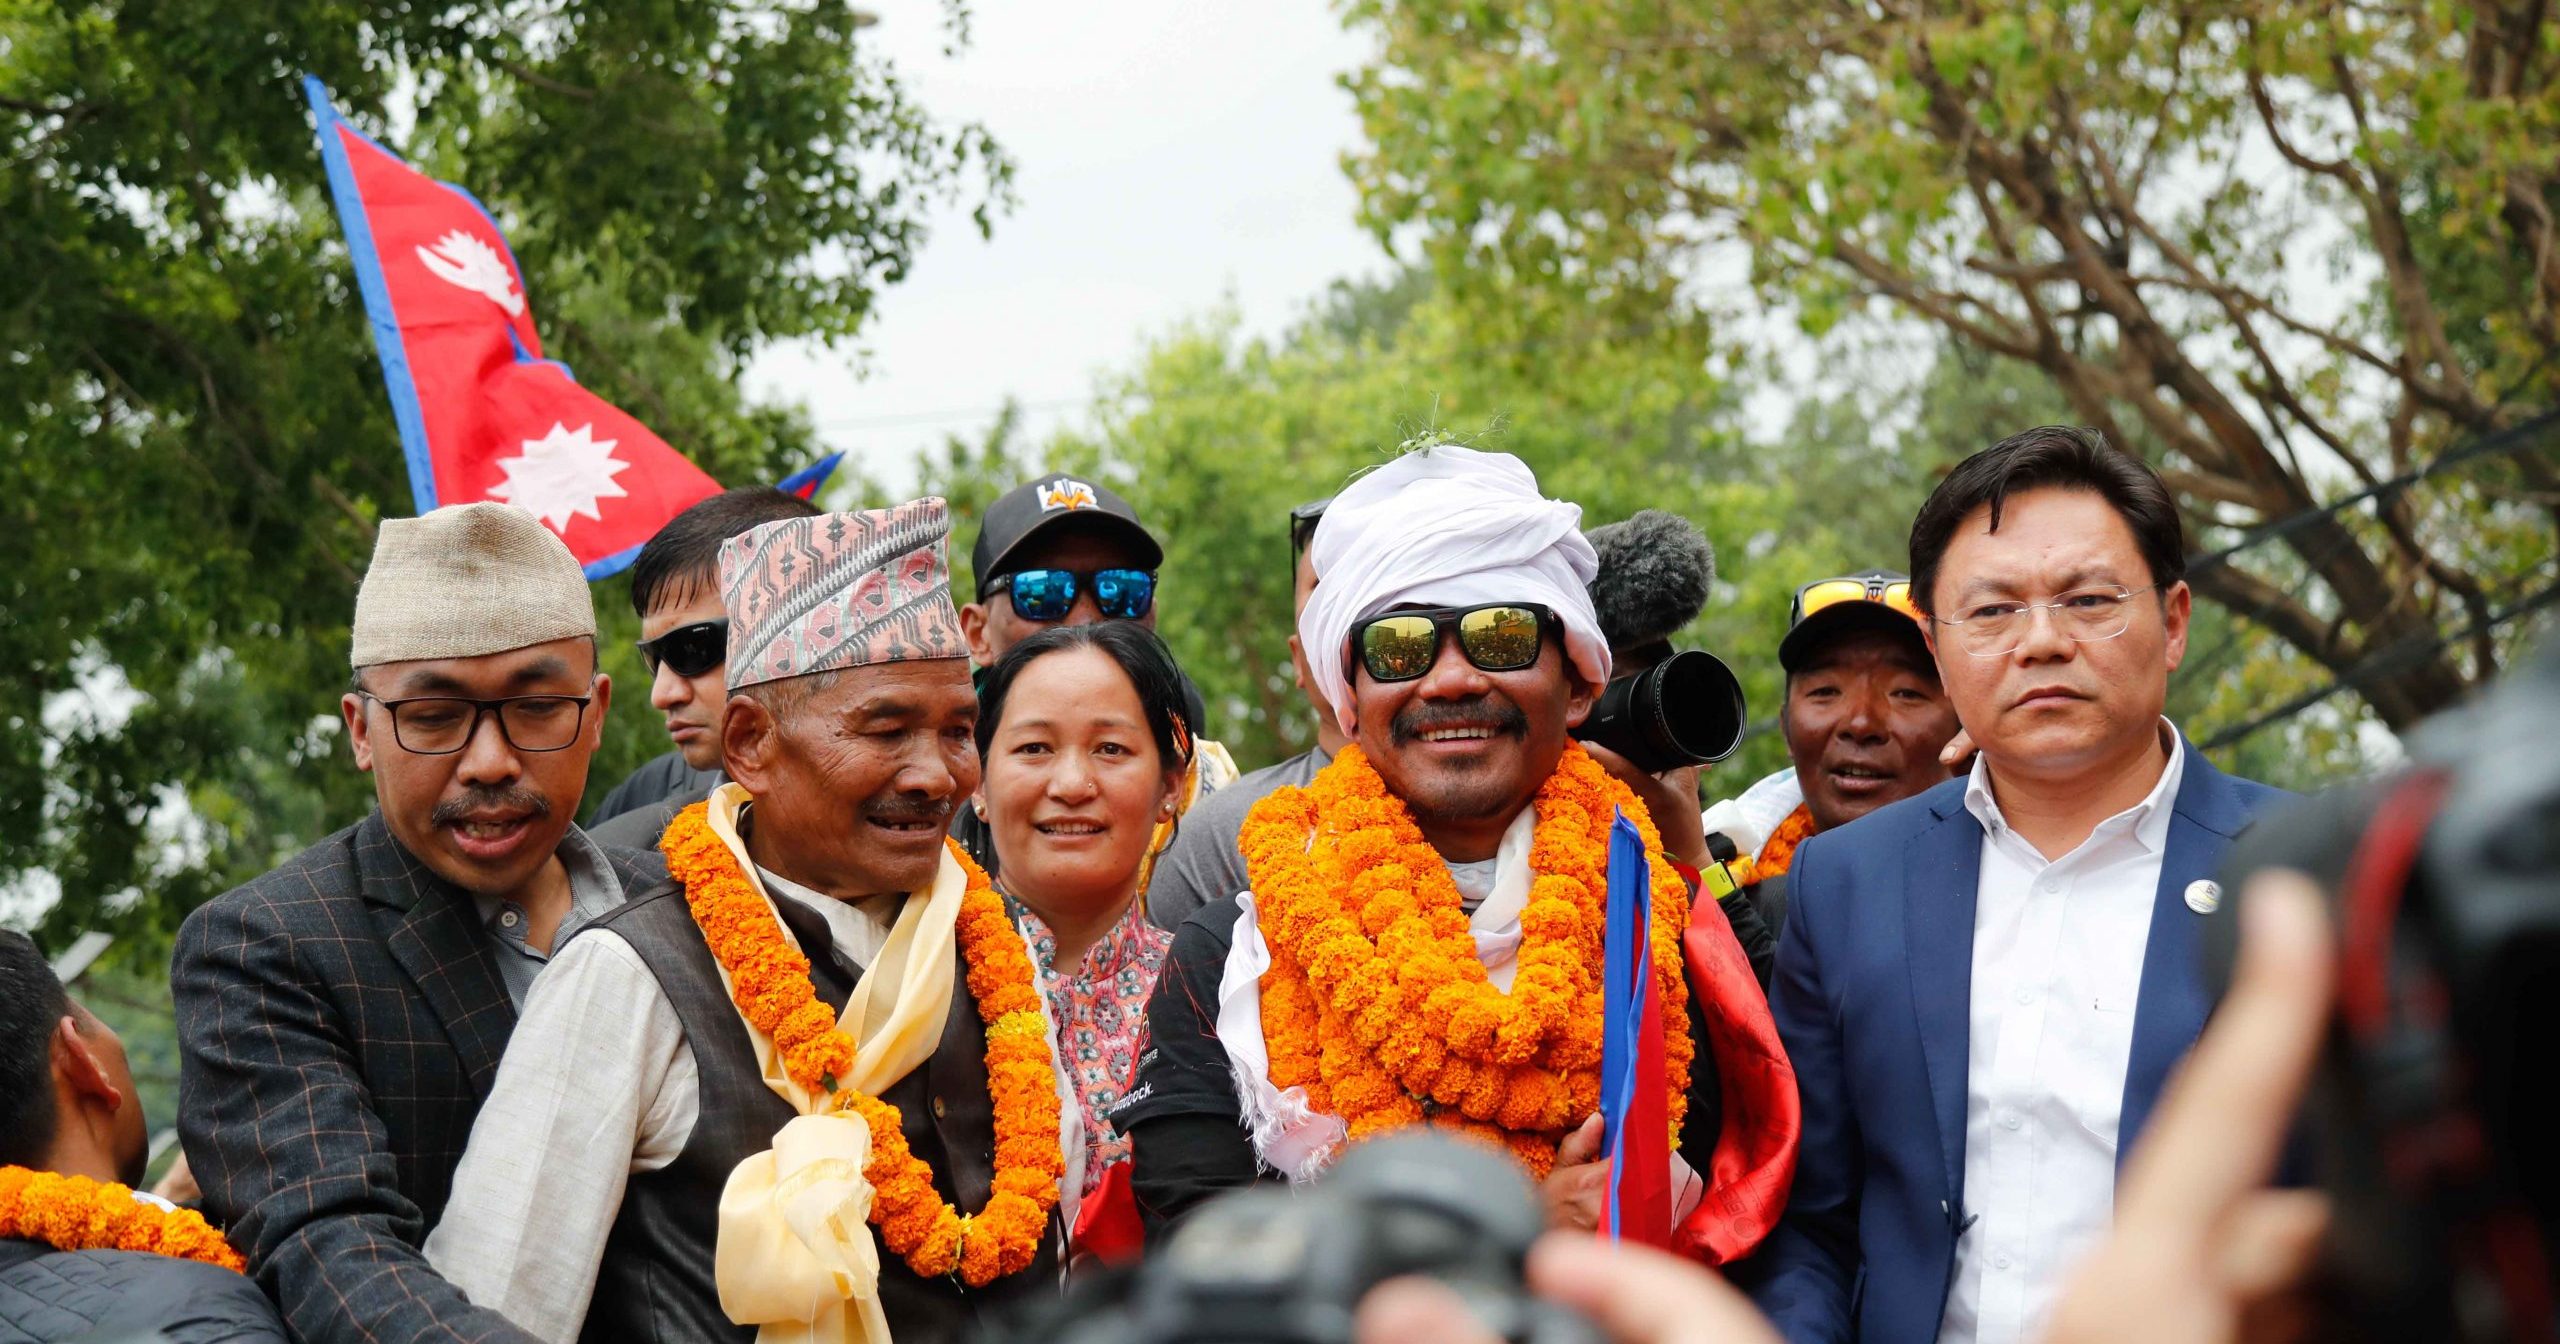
[[1571, 649, 1748, 776], [2207, 632, 2560, 1344], [1004, 1133, 1604, 1344]]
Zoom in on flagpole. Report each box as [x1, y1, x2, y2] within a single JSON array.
[[304, 76, 441, 516]]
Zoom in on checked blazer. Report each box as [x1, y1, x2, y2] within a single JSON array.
[[173, 812, 661, 1344]]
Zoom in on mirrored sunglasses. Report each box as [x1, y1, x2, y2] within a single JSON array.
[[1353, 604, 1555, 683], [1793, 576, 1921, 625], [994, 568, 1157, 622]]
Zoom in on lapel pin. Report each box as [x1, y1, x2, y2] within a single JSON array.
[[2184, 879, 2222, 915]]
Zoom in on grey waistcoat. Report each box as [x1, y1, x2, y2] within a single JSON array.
[[576, 879, 1062, 1344]]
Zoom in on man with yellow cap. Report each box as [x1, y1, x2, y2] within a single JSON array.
[[174, 502, 654, 1344], [427, 499, 1070, 1344]]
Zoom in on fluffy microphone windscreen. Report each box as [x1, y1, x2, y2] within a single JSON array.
[[1584, 509, 1716, 653]]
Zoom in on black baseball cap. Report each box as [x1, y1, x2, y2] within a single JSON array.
[[969, 472, 1164, 592], [1778, 568, 1930, 674]]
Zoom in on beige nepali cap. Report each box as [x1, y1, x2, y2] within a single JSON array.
[[350, 502, 596, 667], [719, 497, 970, 692]]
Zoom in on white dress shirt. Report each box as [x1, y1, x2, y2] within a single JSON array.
[[424, 865, 1070, 1343], [1936, 725, 2185, 1344]]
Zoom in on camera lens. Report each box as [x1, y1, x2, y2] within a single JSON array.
[[1573, 650, 1747, 774]]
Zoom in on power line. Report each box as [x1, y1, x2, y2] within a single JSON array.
[[2201, 575, 2560, 751], [2186, 408, 2560, 581]]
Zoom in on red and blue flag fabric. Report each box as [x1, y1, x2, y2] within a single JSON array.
[[1673, 861, 1802, 1265], [304, 76, 719, 579], [1599, 807, 1674, 1247], [777, 450, 845, 502]]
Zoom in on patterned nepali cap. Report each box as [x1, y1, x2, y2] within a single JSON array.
[[718, 498, 970, 692]]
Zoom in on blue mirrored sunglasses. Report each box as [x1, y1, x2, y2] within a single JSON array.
[[991, 567, 1157, 622]]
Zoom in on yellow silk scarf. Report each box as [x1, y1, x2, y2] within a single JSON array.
[[698, 783, 965, 1344], [1131, 736, 1238, 896]]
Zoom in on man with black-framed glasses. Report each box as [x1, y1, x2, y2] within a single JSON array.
[[172, 502, 662, 1344], [588, 487, 821, 845]]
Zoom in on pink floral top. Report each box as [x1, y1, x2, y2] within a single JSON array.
[[1009, 894, 1173, 1195]]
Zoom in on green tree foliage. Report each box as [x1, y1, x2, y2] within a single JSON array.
[[1342, 0, 2560, 731], [1, 0, 1010, 947], [938, 275, 2380, 800]]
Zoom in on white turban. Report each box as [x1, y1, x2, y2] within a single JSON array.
[[1299, 445, 1610, 735]]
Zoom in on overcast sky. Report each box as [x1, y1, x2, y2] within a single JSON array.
[[744, 3, 1389, 495]]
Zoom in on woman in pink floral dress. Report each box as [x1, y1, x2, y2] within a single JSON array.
[[973, 622, 1197, 1257]]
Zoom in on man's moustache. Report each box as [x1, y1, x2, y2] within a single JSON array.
[[429, 785, 552, 827], [1390, 696, 1530, 745], [864, 797, 956, 824]]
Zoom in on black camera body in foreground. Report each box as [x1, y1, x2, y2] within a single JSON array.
[[2211, 634, 2560, 1344], [1022, 1134, 1601, 1344]]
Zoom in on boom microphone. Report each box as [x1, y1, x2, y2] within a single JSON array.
[[1584, 510, 1714, 662]]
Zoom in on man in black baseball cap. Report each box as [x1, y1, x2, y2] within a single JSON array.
[[955, 471, 1235, 877], [962, 472, 1167, 664], [1704, 568, 1960, 957]]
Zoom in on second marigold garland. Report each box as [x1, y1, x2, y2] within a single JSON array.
[[1240, 742, 1693, 1177], [0, 1166, 246, 1272], [660, 803, 1062, 1287], [1729, 804, 1817, 888]]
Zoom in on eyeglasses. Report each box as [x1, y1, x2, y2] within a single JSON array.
[[637, 619, 728, 679], [1792, 575, 1921, 625], [1933, 584, 2160, 657], [1351, 604, 1556, 683], [358, 692, 594, 755], [1288, 497, 1332, 557], [989, 568, 1157, 622]]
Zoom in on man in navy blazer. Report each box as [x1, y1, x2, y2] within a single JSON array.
[[1752, 428, 2286, 1344]]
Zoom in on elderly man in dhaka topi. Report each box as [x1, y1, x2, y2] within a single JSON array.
[[428, 499, 1076, 1344]]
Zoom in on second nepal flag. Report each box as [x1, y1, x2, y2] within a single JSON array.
[[305, 76, 719, 577]]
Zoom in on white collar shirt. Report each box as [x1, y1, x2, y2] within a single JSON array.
[[755, 864, 900, 972], [1936, 722, 2185, 1344]]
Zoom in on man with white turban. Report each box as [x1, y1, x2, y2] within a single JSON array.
[[1115, 445, 1798, 1264]]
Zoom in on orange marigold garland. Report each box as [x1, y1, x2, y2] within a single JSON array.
[[0, 1167, 247, 1272], [660, 804, 1061, 1286], [1729, 804, 1817, 887], [1242, 743, 1693, 1178]]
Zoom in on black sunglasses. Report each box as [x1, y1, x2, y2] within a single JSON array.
[[637, 619, 729, 678], [1288, 497, 1332, 557], [1350, 603, 1558, 683], [988, 568, 1157, 622]]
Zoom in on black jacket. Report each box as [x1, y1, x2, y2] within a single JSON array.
[[0, 1238, 288, 1343], [589, 750, 721, 826]]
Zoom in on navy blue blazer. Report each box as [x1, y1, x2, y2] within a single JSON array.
[[1749, 744, 2285, 1344]]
